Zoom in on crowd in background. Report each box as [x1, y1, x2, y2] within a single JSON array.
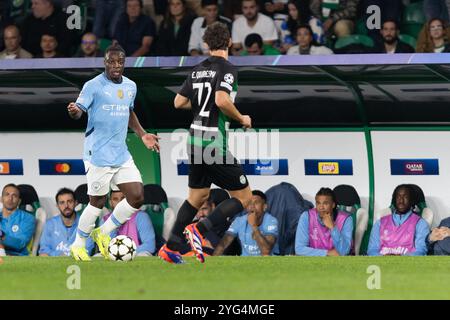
[[1, 0, 450, 60]]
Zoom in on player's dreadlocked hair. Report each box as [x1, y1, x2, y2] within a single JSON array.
[[203, 22, 230, 51], [104, 44, 126, 58], [391, 184, 418, 210]]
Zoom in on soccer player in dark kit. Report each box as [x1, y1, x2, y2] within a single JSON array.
[[159, 22, 253, 264]]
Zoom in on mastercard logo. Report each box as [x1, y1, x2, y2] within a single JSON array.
[[55, 163, 71, 173]]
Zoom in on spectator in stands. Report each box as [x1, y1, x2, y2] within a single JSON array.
[[264, 0, 288, 16], [424, 0, 450, 23], [154, 0, 196, 56], [0, 25, 33, 59], [241, 32, 281, 55], [73, 32, 103, 58], [428, 217, 450, 255], [231, 0, 278, 56], [113, 0, 156, 57], [35, 33, 63, 58], [373, 20, 414, 53], [416, 18, 450, 53], [0, 1, 13, 52], [295, 187, 353, 256], [280, 0, 324, 53], [93, 0, 125, 39], [310, 0, 359, 38], [189, 0, 231, 56], [367, 184, 429, 256], [358, 0, 402, 46], [20, 0, 75, 57], [39, 188, 79, 256], [101, 190, 156, 256], [287, 24, 333, 54], [222, 0, 244, 20], [186, 0, 203, 16], [262, 0, 289, 38], [0, 184, 36, 256], [214, 190, 279, 256]]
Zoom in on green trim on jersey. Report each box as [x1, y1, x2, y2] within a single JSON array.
[[218, 111, 229, 155]]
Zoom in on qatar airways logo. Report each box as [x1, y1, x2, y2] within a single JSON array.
[[404, 162, 425, 174]]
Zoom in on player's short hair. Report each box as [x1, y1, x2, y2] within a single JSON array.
[[127, 0, 143, 8], [382, 19, 399, 30], [296, 24, 313, 37], [55, 187, 75, 203], [105, 44, 126, 58], [208, 189, 230, 206], [315, 187, 338, 218], [252, 190, 267, 202], [110, 190, 123, 196], [244, 33, 263, 49], [2, 183, 20, 197], [201, 0, 218, 7], [203, 22, 230, 51], [315, 187, 336, 203]]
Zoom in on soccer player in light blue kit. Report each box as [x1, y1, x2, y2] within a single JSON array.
[[39, 188, 80, 256], [213, 190, 279, 256], [67, 45, 160, 261]]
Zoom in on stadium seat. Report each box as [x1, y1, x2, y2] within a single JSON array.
[[401, 23, 424, 39], [374, 184, 433, 228], [355, 18, 368, 35], [74, 183, 89, 213], [209, 188, 230, 205], [399, 34, 417, 50], [408, 184, 433, 227], [334, 34, 375, 50], [99, 38, 112, 52], [333, 185, 369, 256], [402, 1, 426, 25], [143, 184, 176, 245], [17, 184, 46, 256]]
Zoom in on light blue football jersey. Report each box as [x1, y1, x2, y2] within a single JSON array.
[[227, 213, 279, 256], [76, 73, 137, 167]]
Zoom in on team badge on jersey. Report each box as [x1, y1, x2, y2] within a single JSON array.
[[117, 89, 124, 99], [12, 225, 19, 233], [224, 73, 234, 84], [128, 90, 133, 98], [92, 181, 101, 192]]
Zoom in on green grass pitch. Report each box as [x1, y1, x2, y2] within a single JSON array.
[[1, 256, 450, 299]]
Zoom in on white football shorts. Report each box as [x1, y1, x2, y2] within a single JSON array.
[[84, 158, 143, 196]]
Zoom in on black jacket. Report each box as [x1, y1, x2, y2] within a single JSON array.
[[20, 9, 76, 56], [374, 41, 415, 54], [154, 13, 196, 56]]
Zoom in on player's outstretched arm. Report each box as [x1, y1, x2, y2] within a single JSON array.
[[67, 102, 83, 120], [215, 91, 252, 129], [213, 233, 236, 256], [174, 94, 192, 109], [128, 111, 161, 152]]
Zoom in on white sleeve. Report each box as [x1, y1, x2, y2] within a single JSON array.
[[263, 17, 279, 42], [231, 20, 241, 44], [188, 19, 202, 53]]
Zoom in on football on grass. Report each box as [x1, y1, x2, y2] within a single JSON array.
[[108, 235, 137, 261]]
